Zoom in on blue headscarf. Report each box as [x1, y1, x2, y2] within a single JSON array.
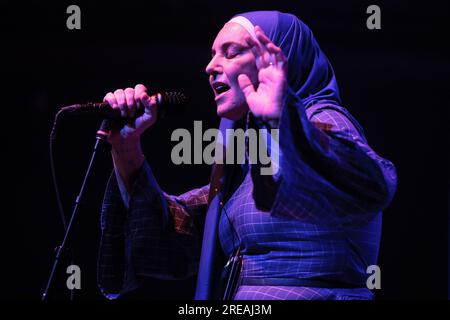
[[235, 11, 342, 108], [225, 10, 365, 138]]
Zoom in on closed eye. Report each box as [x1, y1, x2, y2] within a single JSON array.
[[225, 52, 239, 59], [210, 42, 249, 60], [225, 45, 245, 59]]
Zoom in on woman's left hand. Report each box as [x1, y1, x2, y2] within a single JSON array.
[[238, 26, 288, 121]]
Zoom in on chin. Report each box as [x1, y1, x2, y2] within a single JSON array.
[[216, 103, 232, 119], [216, 101, 248, 121]]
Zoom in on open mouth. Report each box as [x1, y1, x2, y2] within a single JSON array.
[[213, 82, 231, 96]]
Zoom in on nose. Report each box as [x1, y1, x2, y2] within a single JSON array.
[[205, 55, 222, 77]]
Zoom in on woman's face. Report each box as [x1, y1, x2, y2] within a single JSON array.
[[206, 22, 259, 120]]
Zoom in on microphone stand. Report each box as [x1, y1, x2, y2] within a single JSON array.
[[41, 119, 110, 301]]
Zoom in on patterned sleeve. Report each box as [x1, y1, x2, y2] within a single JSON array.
[[269, 88, 398, 224], [97, 160, 209, 299]]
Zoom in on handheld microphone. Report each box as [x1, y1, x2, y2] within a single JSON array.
[[50, 91, 186, 140], [59, 91, 186, 119]]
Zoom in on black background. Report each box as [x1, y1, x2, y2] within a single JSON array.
[[1, 0, 448, 300]]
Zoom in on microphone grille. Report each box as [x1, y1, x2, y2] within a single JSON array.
[[161, 91, 187, 106]]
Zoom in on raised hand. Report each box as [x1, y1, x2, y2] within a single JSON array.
[[238, 26, 288, 121], [103, 83, 158, 145]]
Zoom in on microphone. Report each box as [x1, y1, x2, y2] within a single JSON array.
[[59, 91, 186, 119], [50, 91, 186, 140]]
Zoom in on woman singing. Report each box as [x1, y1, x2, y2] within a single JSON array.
[[97, 10, 397, 300]]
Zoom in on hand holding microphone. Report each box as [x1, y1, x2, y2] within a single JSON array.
[[103, 84, 158, 145], [51, 83, 185, 190], [57, 84, 185, 143]]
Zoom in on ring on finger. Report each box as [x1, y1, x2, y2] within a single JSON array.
[[268, 54, 276, 66]]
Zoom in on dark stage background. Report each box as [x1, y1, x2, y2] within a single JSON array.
[[1, 0, 448, 300]]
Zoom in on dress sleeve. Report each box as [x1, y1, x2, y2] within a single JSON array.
[[97, 160, 209, 299], [270, 88, 397, 224]]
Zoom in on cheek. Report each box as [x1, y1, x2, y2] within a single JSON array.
[[228, 56, 258, 84], [239, 61, 259, 85]]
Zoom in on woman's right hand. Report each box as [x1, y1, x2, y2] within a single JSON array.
[[103, 83, 157, 145]]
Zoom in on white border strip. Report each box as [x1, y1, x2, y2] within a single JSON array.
[[228, 16, 260, 43]]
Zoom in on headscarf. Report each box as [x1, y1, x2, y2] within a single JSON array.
[[231, 11, 341, 108]]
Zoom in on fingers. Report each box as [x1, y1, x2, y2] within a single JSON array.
[[237, 74, 255, 98], [134, 84, 157, 126], [124, 87, 136, 118], [245, 35, 268, 67], [134, 84, 145, 110], [103, 84, 157, 139], [134, 83, 152, 110], [103, 92, 118, 110], [114, 89, 127, 117], [266, 42, 282, 54], [245, 34, 262, 55], [103, 84, 151, 119], [254, 26, 273, 47], [276, 51, 288, 70], [248, 26, 286, 69]]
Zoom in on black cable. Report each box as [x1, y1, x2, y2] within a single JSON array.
[[48, 110, 75, 300], [49, 110, 68, 231]]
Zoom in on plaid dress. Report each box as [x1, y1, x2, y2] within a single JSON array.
[[97, 92, 397, 300]]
